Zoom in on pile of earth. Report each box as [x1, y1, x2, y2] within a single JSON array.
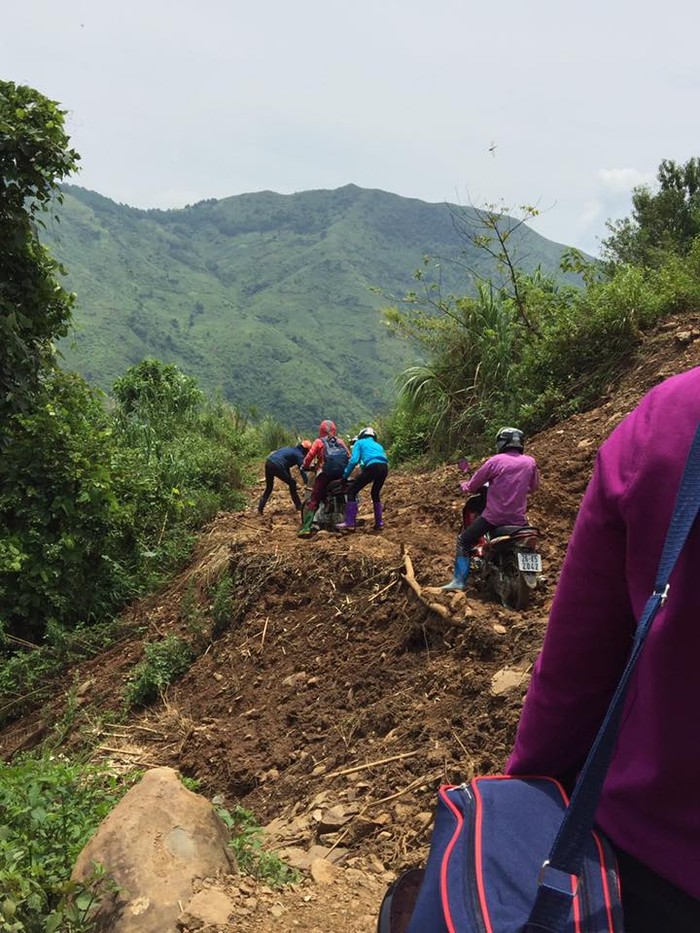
[[2, 315, 699, 931]]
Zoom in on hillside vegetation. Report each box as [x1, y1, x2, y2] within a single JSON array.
[[46, 185, 576, 426]]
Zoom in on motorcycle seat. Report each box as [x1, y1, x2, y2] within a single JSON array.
[[489, 524, 539, 543], [326, 479, 346, 496]]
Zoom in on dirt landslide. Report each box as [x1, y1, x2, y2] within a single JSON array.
[[2, 317, 700, 931]]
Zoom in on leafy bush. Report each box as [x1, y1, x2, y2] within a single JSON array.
[[0, 755, 136, 932], [386, 234, 700, 460], [0, 359, 256, 655], [216, 804, 299, 888], [124, 635, 195, 707], [0, 372, 130, 640]]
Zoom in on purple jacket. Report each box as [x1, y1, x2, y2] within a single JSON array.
[[466, 450, 539, 525], [507, 366, 700, 897]]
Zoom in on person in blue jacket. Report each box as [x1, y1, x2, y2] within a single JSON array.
[[337, 427, 389, 531], [258, 440, 312, 514]]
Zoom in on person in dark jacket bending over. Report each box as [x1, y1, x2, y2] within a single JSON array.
[[337, 426, 389, 531], [258, 440, 312, 514], [441, 426, 539, 590]]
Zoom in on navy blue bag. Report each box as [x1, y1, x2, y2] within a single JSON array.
[[321, 436, 349, 478], [380, 423, 700, 933]]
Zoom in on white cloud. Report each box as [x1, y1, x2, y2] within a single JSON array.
[[597, 168, 655, 194]]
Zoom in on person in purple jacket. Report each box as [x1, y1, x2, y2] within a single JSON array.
[[441, 426, 539, 590], [506, 366, 700, 931]]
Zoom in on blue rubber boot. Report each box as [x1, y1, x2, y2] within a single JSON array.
[[337, 500, 358, 531], [441, 554, 470, 591]]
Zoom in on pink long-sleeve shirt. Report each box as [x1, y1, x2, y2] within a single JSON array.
[[507, 366, 700, 897], [466, 450, 539, 525]]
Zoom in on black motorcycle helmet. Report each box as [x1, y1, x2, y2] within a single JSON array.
[[495, 426, 525, 453]]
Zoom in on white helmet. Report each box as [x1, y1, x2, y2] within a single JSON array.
[[358, 426, 376, 439]]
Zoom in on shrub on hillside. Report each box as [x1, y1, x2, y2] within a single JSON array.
[[0, 755, 137, 932]]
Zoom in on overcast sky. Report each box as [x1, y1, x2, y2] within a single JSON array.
[[3, 0, 697, 254]]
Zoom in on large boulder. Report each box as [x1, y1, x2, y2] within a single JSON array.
[[72, 766, 235, 932]]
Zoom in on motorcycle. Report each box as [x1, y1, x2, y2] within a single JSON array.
[[459, 463, 542, 610], [301, 468, 348, 532], [311, 478, 348, 532]]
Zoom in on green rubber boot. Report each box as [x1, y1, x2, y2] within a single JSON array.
[[298, 506, 315, 538]]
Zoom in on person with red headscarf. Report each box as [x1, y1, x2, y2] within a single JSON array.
[[298, 420, 350, 538]]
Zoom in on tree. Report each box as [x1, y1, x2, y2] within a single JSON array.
[[113, 359, 203, 421], [447, 201, 542, 334], [603, 157, 700, 267], [0, 81, 80, 423]]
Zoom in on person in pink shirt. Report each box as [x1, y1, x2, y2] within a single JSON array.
[[507, 366, 700, 930], [441, 427, 539, 590]]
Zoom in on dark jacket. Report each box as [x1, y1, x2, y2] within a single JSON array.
[[267, 446, 308, 483]]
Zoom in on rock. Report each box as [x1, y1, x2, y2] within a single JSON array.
[[274, 846, 310, 870], [282, 671, 307, 688], [318, 804, 356, 832], [275, 843, 349, 870], [491, 667, 530, 696], [262, 814, 310, 846], [492, 624, 507, 635], [72, 767, 234, 933], [180, 889, 234, 927], [310, 858, 339, 884]]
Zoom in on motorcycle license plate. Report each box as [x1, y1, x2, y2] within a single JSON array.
[[517, 551, 542, 572]]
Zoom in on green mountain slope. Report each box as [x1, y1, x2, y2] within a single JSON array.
[[47, 184, 577, 428]]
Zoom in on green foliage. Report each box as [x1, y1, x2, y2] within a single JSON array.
[[46, 184, 576, 427], [0, 357, 257, 729], [0, 371, 128, 640], [386, 203, 700, 461], [124, 635, 195, 707], [113, 358, 203, 419], [255, 415, 293, 454], [0, 81, 79, 424], [603, 157, 700, 267], [379, 397, 435, 465], [209, 575, 234, 637], [216, 804, 299, 887], [0, 755, 135, 932]]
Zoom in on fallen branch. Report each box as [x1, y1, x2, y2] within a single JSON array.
[[365, 769, 442, 808], [401, 551, 449, 618], [326, 768, 441, 856], [326, 749, 421, 779], [368, 578, 398, 602]]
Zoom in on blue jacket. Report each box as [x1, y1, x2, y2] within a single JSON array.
[[267, 446, 308, 483], [343, 437, 388, 479]]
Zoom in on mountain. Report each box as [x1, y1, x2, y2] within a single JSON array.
[[46, 184, 578, 428]]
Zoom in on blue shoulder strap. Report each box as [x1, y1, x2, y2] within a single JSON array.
[[526, 421, 700, 933]]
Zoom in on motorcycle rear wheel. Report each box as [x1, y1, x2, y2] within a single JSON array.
[[500, 553, 534, 610]]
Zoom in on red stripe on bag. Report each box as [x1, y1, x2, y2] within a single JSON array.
[[439, 786, 466, 933], [593, 833, 616, 931], [472, 779, 495, 933]]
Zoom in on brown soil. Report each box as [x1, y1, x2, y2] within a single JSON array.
[[2, 317, 700, 931]]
